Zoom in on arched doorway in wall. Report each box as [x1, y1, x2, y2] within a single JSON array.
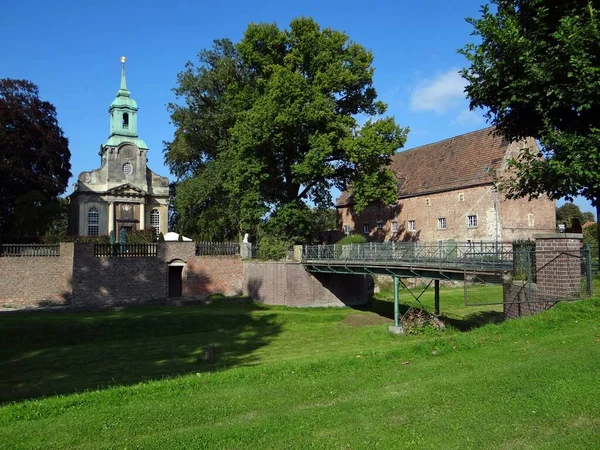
[[167, 259, 186, 298]]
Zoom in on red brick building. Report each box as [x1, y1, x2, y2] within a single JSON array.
[[337, 127, 556, 243]]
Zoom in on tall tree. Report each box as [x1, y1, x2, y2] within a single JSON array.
[[0, 79, 71, 241], [166, 18, 407, 242], [556, 202, 585, 228], [460, 0, 600, 256]]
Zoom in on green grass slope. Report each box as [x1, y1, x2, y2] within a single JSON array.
[[0, 297, 599, 449]]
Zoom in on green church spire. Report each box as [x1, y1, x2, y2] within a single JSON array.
[[104, 56, 148, 150], [117, 56, 130, 98]]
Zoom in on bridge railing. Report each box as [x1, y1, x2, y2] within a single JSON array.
[[302, 242, 515, 270]]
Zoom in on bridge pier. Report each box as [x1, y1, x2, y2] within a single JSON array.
[[389, 276, 404, 335], [434, 279, 440, 316]]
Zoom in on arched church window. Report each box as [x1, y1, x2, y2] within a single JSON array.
[[88, 207, 99, 236], [122, 113, 129, 129], [150, 209, 160, 234]]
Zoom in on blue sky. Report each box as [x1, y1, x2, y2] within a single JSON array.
[[2, 0, 592, 213]]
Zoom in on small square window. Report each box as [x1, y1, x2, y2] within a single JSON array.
[[391, 221, 398, 232], [376, 220, 383, 230], [438, 218, 446, 229], [343, 224, 350, 235], [363, 223, 370, 234], [458, 193, 465, 202], [467, 215, 478, 228], [408, 220, 416, 232]]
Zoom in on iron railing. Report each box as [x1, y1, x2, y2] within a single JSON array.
[[0, 244, 60, 257], [195, 241, 240, 256], [302, 241, 515, 271], [94, 243, 157, 257]]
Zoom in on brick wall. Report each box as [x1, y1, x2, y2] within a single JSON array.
[[243, 261, 369, 306], [0, 243, 74, 308], [183, 256, 244, 298], [71, 243, 167, 306], [1, 243, 367, 309]]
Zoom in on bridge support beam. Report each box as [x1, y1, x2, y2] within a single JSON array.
[[389, 276, 404, 334], [434, 279, 440, 316]]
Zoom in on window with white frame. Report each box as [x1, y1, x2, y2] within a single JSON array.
[[363, 223, 370, 234], [437, 217, 447, 229], [150, 209, 160, 234], [88, 207, 99, 236], [458, 192, 465, 202], [467, 215, 478, 228], [391, 221, 398, 232], [343, 224, 350, 235], [425, 198, 431, 206], [408, 220, 416, 232], [376, 219, 383, 230]]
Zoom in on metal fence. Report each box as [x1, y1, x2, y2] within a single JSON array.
[[195, 241, 240, 256], [0, 244, 60, 257], [94, 243, 158, 257], [465, 246, 593, 306], [302, 241, 514, 271]]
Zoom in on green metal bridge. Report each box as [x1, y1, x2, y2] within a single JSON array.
[[301, 242, 514, 280], [301, 241, 517, 331]]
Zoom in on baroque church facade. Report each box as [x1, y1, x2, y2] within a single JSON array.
[[69, 60, 169, 238]]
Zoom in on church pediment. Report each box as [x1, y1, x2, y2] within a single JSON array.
[[107, 183, 147, 197]]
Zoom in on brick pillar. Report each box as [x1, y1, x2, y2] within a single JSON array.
[[535, 233, 582, 300]]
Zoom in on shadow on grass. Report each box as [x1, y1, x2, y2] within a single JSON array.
[[0, 297, 281, 404], [355, 298, 504, 332]]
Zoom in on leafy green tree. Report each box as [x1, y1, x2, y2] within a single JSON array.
[[556, 202, 585, 228], [0, 79, 71, 242], [166, 18, 408, 243], [582, 211, 595, 223], [583, 223, 598, 251], [460, 0, 600, 257], [39, 198, 69, 244]]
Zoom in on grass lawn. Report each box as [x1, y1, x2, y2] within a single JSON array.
[[1, 293, 599, 449]]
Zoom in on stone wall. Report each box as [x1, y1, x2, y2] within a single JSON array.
[[243, 261, 370, 307], [0, 243, 74, 308], [337, 184, 555, 243]]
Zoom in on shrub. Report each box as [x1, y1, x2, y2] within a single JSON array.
[[158, 232, 165, 242], [256, 236, 290, 260], [127, 229, 155, 244], [62, 235, 111, 244], [400, 309, 446, 335], [337, 234, 367, 245]]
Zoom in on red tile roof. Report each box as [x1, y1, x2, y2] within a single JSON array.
[[337, 127, 510, 206]]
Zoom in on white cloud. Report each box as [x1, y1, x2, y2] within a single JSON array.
[[453, 107, 485, 125], [410, 69, 467, 114]]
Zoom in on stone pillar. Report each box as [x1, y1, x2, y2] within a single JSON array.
[[108, 202, 115, 234], [240, 242, 253, 259], [139, 201, 145, 231]]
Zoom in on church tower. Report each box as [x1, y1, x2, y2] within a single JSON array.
[[69, 58, 169, 238]]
